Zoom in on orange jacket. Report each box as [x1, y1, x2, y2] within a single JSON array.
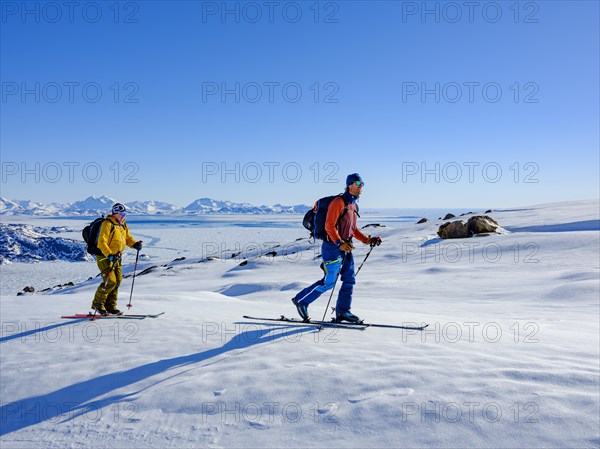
[[324, 196, 368, 244]]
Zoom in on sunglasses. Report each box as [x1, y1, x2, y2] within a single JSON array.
[[354, 181, 365, 187]]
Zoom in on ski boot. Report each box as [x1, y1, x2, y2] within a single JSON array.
[[291, 298, 310, 322], [335, 311, 362, 324]]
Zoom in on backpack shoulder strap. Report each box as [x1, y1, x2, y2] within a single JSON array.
[[104, 218, 115, 233], [338, 192, 359, 215], [338, 193, 350, 213], [104, 218, 116, 246], [335, 193, 350, 225]]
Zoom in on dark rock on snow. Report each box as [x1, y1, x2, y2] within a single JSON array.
[[467, 215, 500, 234], [362, 223, 385, 229], [437, 221, 470, 239], [438, 215, 500, 239]]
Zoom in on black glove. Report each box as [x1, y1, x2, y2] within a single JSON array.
[[368, 236, 382, 247], [107, 254, 118, 263], [133, 241, 143, 251]]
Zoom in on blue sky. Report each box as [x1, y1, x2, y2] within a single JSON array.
[[1, 0, 598, 208]]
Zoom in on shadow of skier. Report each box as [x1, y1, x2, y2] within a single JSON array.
[[0, 325, 312, 435], [0, 319, 89, 343]]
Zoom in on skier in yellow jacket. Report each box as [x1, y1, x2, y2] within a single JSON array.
[[91, 203, 142, 315]]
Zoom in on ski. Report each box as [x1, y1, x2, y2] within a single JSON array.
[[332, 321, 429, 330], [118, 312, 165, 318], [243, 315, 428, 331], [242, 315, 368, 330], [61, 314, 144, 320], [61, 312, 164, 320]]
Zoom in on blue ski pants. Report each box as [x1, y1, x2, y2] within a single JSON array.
[[293, 241, 356, 314]]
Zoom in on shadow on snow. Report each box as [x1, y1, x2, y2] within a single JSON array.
[[0, 325, 312, 435], [0, 319, 89, 343]]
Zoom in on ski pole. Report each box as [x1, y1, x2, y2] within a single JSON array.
[[96, 260, 115, 278], [99, 263, 115, 295], [126, 249, 140, 310], [318, 252, 347, 331], [355, 244, 376, 277]]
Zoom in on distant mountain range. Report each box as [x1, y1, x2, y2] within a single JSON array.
[[0, 195, 310, 216]]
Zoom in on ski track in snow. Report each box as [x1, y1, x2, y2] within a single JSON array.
[[0, 200, 599, 448]]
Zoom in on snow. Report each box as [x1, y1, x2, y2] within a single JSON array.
[[0, 224, 92, 266], [1, 200, 599, 448]]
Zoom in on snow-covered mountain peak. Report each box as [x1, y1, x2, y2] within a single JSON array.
[[1, 197, 309, 216]]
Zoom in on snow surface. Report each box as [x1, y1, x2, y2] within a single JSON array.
[[0, 224, 92, 266], [1, 200, 599, 448]]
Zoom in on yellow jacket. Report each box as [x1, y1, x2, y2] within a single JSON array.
[[97, 215, 137, 257]]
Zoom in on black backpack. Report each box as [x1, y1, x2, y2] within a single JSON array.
[[303, 193, 353, 241], [82, 216, 113, 256]]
